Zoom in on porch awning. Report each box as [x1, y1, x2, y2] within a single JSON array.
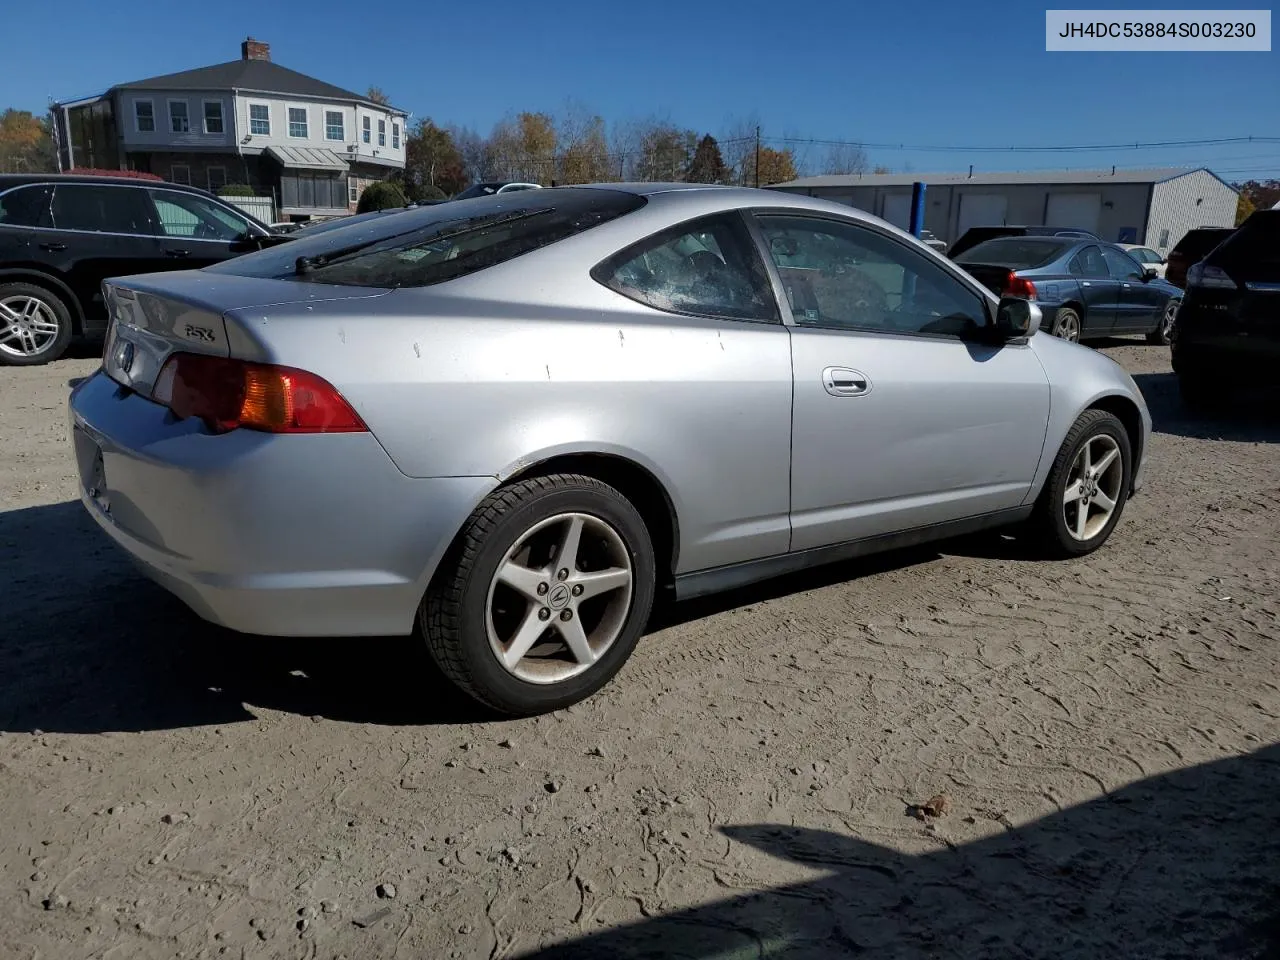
[[265, 145, 350, 172]]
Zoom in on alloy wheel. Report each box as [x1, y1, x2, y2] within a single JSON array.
[[1159, 302, 1177, 341], [485, 512, 634, 684], [1054, 312, 1080, 342], [1062, 434, 1124, 541], [0, 295, 61, 359]]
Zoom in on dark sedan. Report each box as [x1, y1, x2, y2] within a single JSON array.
[[954, 236, 1182, 344]]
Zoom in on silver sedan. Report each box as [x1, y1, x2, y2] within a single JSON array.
[[69, 184, 1151, 715]]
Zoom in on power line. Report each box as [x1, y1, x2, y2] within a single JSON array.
[[762, 134, 1280, 154]]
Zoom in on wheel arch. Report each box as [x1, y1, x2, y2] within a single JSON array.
[[1087, 393, 1144, 492], [0, 268, 85, 334], [504, 452, 681, 587]]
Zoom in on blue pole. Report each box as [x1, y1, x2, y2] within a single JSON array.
[[909, 180, 926, 237]]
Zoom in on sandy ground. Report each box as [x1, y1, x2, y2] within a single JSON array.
[[1, 339, 1278, 960]]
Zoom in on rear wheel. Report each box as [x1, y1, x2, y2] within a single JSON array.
[[1051, 307, 1081, 343], [1146, 300, 1178, 345], [1028, 409, 1131, 558], [422, 474, 656, 716], [0, 283, 73, 366]]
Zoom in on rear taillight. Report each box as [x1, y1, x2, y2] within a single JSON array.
[[152, 353, 367, 435], [1005, 272, 1037, 299], [1185, 262, 1237, 290]]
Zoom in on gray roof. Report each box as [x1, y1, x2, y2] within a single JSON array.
[[769, 167, 1207, 189], [113, 59, 404, 113]]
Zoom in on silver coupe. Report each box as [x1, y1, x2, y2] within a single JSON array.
[[69, 184, 1151, 715]]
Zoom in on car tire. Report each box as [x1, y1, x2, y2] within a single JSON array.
[[0, 282, 74, 366], [1051, 307, 1082, 343], [1146, 300, 1178, 345], [422, 473, 656, 716], [1028, 409, 1131, 559]]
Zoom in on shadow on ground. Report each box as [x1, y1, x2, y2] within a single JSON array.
[[1134, 371, 1280, 444], [515, 745, 1280, 959]]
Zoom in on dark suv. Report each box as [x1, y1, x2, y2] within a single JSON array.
[[1171, 210, 1279, 410], [0, 174, 283, 365]]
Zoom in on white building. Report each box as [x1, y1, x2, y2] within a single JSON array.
[[53, 38, 407, 221], [768, 167, 1238, 254]]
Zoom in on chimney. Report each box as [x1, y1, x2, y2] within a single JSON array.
[[241, 37, 270, 61]]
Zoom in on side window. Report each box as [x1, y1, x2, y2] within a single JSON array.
[[592, 213, 779, 323], [756, 214, 987, 337], [50, 185, 156, 235], [148, 190, 249, 241], [1101, 246, 1144, 281], [0, 185, 54, 227], [1076, 245, 1108, 278]]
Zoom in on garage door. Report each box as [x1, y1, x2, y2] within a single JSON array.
[[957, 194, 1009, 235], [881, 193, 912, 230], [1045, 193, 1102, 233]]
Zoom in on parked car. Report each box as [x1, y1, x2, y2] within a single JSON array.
[[947, 225, 1101, 260], [70, 184, 1151, 716], [1171, 209, 1279, 410], [0, 174, 286, 365], [953, 237, 1182, 344], [918, 229, 948, 253], [453, 181, 542, 200], [1119, 243, 1167, 278], [1164, 226, 1236, 289]]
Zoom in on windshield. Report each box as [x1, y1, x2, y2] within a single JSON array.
[[206, 188, 645, 287], [953, 237, 1071, 268]]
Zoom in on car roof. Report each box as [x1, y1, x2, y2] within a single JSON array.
[[0, 173, 216, 195]]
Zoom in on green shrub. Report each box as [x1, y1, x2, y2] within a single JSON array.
[[356, 181, 407, 213], [217, 183, 257, 197]]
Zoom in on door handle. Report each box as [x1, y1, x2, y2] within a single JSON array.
[[822, 366, 871, 397], [39, 242, 67, 252], [165, 248, 191, 258], [1122, 283, 1131, 289]]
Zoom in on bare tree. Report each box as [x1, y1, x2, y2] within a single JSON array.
[[720, 113, 761, 186], [820, 141, 869, 176]]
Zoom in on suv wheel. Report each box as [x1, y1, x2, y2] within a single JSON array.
[[0, 282, 73, 366], [1029, 409, 1131, 558], [422, 474, 656, 716]]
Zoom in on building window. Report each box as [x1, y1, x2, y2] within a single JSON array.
[[207, 166, 228, 193], [288, 107, 308, 139], [392, 122, 400, 149], [378, 119, 386, 147], [325, 110, 345, 142], [349, 178, 359, 203], [362, 116, 371, 144], [203, 100, 224, 135], [134, 100, 155, 133], [170, 164, 191, 185], [249, 103, 270, 136], [169, 100, 190, 134]]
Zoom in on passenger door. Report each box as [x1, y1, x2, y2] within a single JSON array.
[[146, 188, 261, 269], [40, 183, 164, 332], [1069, 244, 1119, 334], [0, 183, 53, 265], [750, 212, 1051, 551], [1102, 245, 1162, 333]]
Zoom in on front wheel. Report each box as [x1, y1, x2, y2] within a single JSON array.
[[1028, 409, 1131, 558], [422, 474, 656, 716], [1146, 300, 1178, 345]]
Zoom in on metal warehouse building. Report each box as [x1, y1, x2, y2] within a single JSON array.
[[767, 167, 1238, 255]]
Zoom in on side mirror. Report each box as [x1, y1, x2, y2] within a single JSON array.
[[994, 297, 1042, 340], [1143, 267, 1158, 279]]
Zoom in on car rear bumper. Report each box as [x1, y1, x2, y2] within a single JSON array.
[[68, 370, 494, 637]]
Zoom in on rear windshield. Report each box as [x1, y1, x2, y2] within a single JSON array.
[[1209, 211, 1278, 268], [953, 237, 1070, 268], [1169, 228, 1235, 259], [206, 188, 645, 287]]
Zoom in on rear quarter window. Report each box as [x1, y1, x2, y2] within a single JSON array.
[[207, 188, 646, 287]]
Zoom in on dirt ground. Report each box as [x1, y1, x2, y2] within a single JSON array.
[[2, 339, 1278, 960]]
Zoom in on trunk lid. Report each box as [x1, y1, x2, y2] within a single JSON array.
[[959, 264, 1016, 297], [102, 271, 391, 397]]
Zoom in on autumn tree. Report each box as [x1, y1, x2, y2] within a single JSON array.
[[744, 146, 798, 186], [487, 112, 556, 183], [686, 134, 728, 184], [1236, 192, 1256, 226], [556, 103, 612, 183], [1236, 178, 1280, 213], [0, 109, 56, 173], [633, 123, 696, 182], [402, 118, 468, 198]]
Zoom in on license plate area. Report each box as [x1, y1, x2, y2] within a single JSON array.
[[73, 425, 111, 515]]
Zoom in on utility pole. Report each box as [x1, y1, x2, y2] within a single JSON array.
[[754, 126, 760, 188]]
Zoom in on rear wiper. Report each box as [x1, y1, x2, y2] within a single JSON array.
[[294, 209, 552, 275]]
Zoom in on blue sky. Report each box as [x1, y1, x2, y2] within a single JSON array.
[[8, 0, 1278, 180]]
